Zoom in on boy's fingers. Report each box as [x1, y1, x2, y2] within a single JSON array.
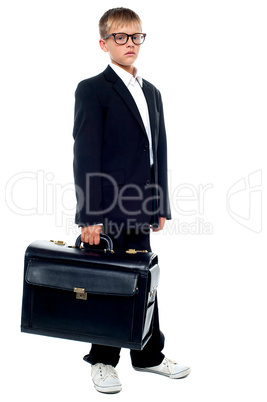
[[81, 225, 102, 245]]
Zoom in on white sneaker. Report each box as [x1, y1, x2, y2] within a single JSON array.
[[133, 357, 191, 379], [91, 363, 122, 393]]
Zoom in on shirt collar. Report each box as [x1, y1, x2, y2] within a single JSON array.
[[109, 63, 143, 87]]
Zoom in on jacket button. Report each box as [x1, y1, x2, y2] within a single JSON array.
[[146, 179, 150, 185], [143, 145, 148, 151]]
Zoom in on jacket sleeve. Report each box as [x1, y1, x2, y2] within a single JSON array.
[[157, 91, 172, 220], [72, 81, 104, 226]]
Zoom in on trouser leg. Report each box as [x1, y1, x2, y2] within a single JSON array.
[[83, 345, 121, 367]]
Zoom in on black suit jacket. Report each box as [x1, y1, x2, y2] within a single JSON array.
[[73, 65, 171, 229]]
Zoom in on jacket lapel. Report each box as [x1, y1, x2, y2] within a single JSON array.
[[142, 81, 157, 155], [103, 66, 147, 137]]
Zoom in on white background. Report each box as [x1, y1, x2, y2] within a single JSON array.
[[1, 0, 267, 400]]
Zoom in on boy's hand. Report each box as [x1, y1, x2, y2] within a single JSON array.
[[81, 225, 102, 245], [151, 217, 166, 232]]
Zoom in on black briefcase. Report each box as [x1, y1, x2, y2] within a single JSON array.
[[21, 234, 160, 350]]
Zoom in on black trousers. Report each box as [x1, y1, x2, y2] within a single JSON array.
[[83, 228, 165, 368]]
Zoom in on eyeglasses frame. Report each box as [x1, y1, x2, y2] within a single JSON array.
[[102, 32, 147, 45]]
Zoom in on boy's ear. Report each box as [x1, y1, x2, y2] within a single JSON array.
[[99, 39, 108, 52]]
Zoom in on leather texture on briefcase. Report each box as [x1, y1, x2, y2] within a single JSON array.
[[21, 236, 160, 350]]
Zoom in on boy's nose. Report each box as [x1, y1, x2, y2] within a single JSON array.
[[127, 39, 134, 47]]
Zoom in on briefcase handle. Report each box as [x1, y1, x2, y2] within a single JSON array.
[[75, 233, 114, 252]]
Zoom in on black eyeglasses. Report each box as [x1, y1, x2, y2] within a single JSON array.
[[102, 32, 146, 45]]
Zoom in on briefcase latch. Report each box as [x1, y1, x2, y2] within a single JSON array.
[[74, 287, 87, 300], [50, 240, 66, 246], [126, 249, 148, 254]]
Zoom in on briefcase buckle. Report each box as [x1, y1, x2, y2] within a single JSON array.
[[126, 249, 148, 254], [74, 287, 87, 300], [50, 240, 66, 246]]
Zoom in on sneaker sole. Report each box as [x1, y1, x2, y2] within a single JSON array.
[[94, 384, 122, 394], [133, 366, 191, 379]]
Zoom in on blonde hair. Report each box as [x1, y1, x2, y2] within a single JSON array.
[[99, 7, 142, 38]]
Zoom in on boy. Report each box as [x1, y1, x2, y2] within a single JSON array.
[[73, 7, 190, 394]]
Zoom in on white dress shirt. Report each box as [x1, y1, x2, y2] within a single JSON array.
[[109, 63, 154, 166]]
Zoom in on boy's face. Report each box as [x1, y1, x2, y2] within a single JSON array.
[[99, 22, 142, 74]]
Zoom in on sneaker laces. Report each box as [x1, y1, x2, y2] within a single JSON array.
[[162, 357, 178, 375], [93, 363, 119, 382], [105, 365, 119, 380]]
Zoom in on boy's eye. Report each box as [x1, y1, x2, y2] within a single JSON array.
[[116, 34, 127, 41]]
